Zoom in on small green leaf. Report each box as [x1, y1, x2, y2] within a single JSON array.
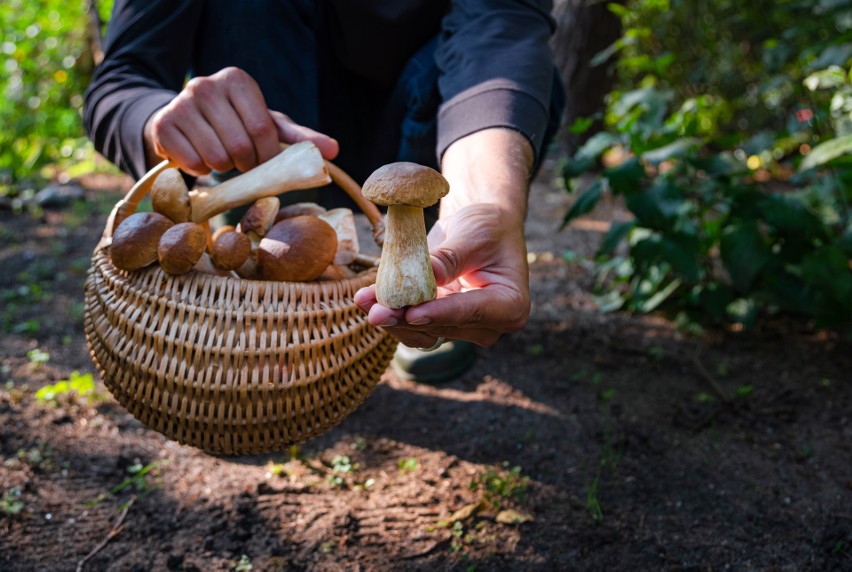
[[604, 157, 645, 195], [576, 132, 622, 161], [598, 220, 637, 255], [803, 66, 847, 91], [800, 134, 852, 171], [624, 179, 684, 231], [659, 234, 701, 282], [720, 222, 771, 292], [562, 180, 604, 228], [641, 138, 701, 165]]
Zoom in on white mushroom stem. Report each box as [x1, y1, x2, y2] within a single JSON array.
[[376, 205, 436, 309], [188, 141, 331, 223]]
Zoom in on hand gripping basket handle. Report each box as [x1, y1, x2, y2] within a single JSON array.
[[102, 151, 386, 250]]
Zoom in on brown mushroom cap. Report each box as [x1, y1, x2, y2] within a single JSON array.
[[361, 162, 449, 207], [210, 230, 252, 271], [157, 222, 208, 275], [110, 211, 174, 271], [257, 216, 338, 281], [150, 168, 191, 223], [239, 196, 280, 238], [274, 201, 327, 222], [211, 224, 236, 243]]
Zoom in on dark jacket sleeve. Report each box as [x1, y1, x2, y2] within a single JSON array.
[[83, 0, 203, 179], [435, 0, 557, 163]]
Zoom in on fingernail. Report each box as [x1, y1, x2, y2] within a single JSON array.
[[378, 317, 398, 327], [408, 316, 431, 325]]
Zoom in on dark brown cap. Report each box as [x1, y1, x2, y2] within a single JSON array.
[[157, 222, 208, 275], [110, 211, 174, 271], [361, 162, 449, 208], [257, 216, 337, 281]]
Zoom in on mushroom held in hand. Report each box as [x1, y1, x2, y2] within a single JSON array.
[[150, 168, 191, 223], [157, 222, 208, 275], [258, 216, 338, 281], [110, 211, 174, 271], [361, 162, 449, 309]]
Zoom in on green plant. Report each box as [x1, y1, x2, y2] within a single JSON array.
[[35, 370, 96, 404], [0, 0, 121, 194], [1, 487, 25, 514], [397, 457, 419, 474], [469, 462, 529, 511], [562, 0, 852, 331], [88, 460, 165, 509], [27, 347, 50, 366], [233, 555, 253, 571], [328, 455, 357, 488]]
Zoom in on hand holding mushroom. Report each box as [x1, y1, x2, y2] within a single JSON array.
[[354, 128, 534, 349]]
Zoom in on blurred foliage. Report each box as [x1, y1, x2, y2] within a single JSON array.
[[563, 0, 852, 331], [0, 0, 115, 196]]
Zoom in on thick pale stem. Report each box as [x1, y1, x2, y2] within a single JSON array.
[[376, 204, 436, 309], [188, 141, 331, 223]]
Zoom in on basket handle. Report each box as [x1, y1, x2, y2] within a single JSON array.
[[103, 152, 385, 246]]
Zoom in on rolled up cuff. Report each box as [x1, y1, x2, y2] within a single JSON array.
[[436, 83, 550, 165]]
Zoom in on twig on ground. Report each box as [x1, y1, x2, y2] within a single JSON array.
[[76, 497, 135, 572], [691, 350, 731, 404]]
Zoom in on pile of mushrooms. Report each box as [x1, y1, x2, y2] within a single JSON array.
[[109, 141, 361, 282]]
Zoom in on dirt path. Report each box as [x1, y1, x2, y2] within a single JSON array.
[[1, 163, 850, 570]]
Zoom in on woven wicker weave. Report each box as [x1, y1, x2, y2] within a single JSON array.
[[84, 159, 397, 455]]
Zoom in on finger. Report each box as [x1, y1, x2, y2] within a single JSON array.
[[403, 288, 529, 334], [153, 122, 209, 176], [384, 323, 500, 348], [365, 301, 409, 329], [169, 104, 235, 173], [194, 97, 261, 173], [271, 111, 339, 160], [226, 87, 280, 167]]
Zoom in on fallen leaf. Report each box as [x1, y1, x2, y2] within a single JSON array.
[[445, 500, 485, 525], [496, 509, 534, 525]]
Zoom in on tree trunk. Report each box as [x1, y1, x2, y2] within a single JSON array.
[[551, 0, 625, 155]]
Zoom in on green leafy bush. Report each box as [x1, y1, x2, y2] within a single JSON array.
[[0, 0, 113, 193], [562, 0, 852, 330]]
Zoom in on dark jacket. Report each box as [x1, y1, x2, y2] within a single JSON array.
[[84, 0, 560, 183]]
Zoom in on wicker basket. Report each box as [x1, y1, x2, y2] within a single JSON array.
[[84, 159, 397, 455]]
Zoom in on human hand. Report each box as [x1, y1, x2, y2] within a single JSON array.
[[144, 67, 338, 175], [354, 203, 530, 348]]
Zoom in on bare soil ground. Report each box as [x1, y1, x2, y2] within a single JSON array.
[[1, 161, 851, 571]]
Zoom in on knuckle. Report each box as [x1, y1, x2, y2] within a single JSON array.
[[227, 138, 254, 160], [245, 117, 275, 139], [184, 76, 214, 97], [219, 66, 247, 81], [433, 247, 461, 275], [206, 153, 233, 173]]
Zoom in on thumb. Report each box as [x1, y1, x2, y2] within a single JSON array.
[[430, 242, 469, 286], [270, 111, 339, 160]]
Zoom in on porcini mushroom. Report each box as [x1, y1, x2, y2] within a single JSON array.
[[233, 197, 280, 279], [210, 230, 252, 272], [239, 197, 280, 240], [275, 201, 327, 222], [188, 141, 331, 223], [361, 162, 449, 309], [110, 211, 174, 271], [317, 208, 359, 265], [257, 216, 338, 282], [211, 224, 236, 243], [157, 222, 208, 275], [150, 168, 191, 223]]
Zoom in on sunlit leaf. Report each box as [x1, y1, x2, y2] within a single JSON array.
[[800, 134, 852, 171]]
